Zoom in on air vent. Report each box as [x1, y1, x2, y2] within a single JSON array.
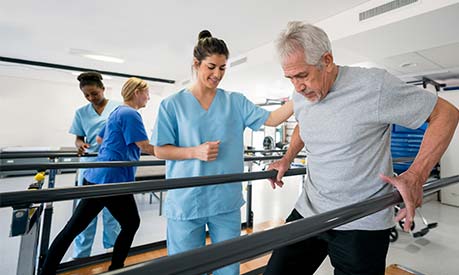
[[230, 57, 247, 67], [359, 0, 418, 21]]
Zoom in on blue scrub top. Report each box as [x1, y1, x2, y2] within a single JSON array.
[[69, 100, 121, 153], [85, 105, 148, 184], [151, 88, 270, 220]]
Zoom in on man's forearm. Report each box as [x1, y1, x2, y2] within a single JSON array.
[[408, 98, 459, 182], [283, 124, 304, 163]]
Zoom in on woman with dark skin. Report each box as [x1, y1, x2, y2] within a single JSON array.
[[41, 77, 156, 274], [69, 71, 120, 258]]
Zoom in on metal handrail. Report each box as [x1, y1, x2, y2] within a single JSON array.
[[0, 155, 308, 172], [0, 169, 306, 208], [0, 155, 411, 172], [0, 151, 98, 159], [104, 175, 459, 275], [0, 160, 165, 172], [1, 149, 290, 159]]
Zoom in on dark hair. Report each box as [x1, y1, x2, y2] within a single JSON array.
[[77, 71, 104, 89], [193, 30, 229, 64]]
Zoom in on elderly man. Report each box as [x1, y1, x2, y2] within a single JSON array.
[[264, 21, 459, 275]]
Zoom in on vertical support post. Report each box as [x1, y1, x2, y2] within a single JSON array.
[[14, 170, 46, 275], [159, 191, 163, 216], [37, 205, 53, 273], [38, 157, 57, 272], [246, 162, 253, 228], [16, 221, 40, 275]]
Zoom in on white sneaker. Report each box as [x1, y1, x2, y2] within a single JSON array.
[[105, 247, 114, 253]]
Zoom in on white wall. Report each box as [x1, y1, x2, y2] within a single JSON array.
[[439, 91, 459, 206], [0, 52, 292, 150], [0, 73, 167, 149], [440, 91, 459, 177]]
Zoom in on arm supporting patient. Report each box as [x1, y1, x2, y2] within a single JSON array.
[[265, 100, 294, 127]]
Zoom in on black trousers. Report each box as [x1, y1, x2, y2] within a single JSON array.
[[39, 180, 140, 275], [264, 209, 391, 275]]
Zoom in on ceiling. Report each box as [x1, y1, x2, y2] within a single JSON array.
[[0, 0, 368, 83], [1, 0, 459, 93], [332, 2, 459, 85]]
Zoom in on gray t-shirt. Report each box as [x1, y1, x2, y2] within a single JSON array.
[[292, 66, 437, 230]]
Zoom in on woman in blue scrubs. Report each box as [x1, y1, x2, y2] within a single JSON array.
[[151, 30, 293, 275], [69, 71, 121, 258], [40, 77, 156, 275]]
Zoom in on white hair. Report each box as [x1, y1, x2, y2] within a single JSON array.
[[276, 21, 332, 66]]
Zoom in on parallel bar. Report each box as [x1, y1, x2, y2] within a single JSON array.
[[245, 149, 287, 153], [0, 160, 165, 171], [0, 156, 412, 172], [0, 169, 306, 208], [0, 56, 175, 84], [244, 155, 305, 162], [443, 86, 459, 91], [105, 175, 459, 275], [0, 152, 97, 159], [1, 150, 287, 159]]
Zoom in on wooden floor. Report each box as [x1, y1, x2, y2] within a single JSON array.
[[59, 220, 283, 275], [59, 220, 423, 275], [385, 264, 424, 275]]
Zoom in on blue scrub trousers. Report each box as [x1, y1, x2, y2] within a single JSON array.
[[73, 165, 121, 258], [167, 209, 241, 275]]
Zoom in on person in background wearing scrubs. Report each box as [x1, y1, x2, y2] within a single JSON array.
[[69, 71, 120, 258], [40, 77, 156, 275], [151, 30, 293, 275]]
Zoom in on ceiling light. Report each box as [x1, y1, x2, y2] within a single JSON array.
[[82, 54, 124, 64], [69, 48, 125, 64], [400, 62, 417, 68]]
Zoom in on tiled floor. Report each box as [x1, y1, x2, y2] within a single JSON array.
[[1, 169, 458, 275]]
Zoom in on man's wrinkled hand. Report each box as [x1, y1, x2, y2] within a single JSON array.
[[380, 170, 424, 232], [267, 158, 290, 189]]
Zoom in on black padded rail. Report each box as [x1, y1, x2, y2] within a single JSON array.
[[1, 149, 288, 159], [0, 160, 166, 171], [0, 148, 412, 164], [0, 155, 308, 172], [244, 155, 306, 162], [0, 151, 98, 159], [0, 150, 290, 159], [103, 175, 459, 275], [245, 149, 288, 153], [0, 169, 306, 208]]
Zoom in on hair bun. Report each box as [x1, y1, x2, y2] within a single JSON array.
[[198, 30, 212, 40], [77, 71, 103, 82]]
